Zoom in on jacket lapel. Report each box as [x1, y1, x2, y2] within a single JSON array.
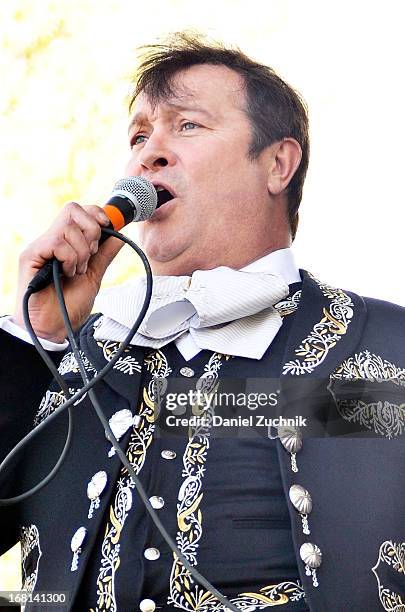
[[281, 270, 367, 378], [276, 271, 369, 609], [45, 319, 147, 607], [81, 315, 146, 403]]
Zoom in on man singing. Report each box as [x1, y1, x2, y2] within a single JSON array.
[[1, 33, 404, 611]]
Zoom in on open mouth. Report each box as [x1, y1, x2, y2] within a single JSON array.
[[156, 186, 175, 208]]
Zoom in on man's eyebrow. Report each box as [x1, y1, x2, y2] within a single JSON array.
[[165, 102, 216, 119], [128, 113, 147, 134], [128, 103, 215, 133]]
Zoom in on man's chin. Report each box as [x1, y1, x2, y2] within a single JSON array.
[[145, 245, 189, 276], [149, 253, 204, 277]]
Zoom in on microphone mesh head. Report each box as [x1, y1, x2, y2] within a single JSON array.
[[112, 176, 157, 221]]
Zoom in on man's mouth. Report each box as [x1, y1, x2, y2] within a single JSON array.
[[155, 185, 175, 208]]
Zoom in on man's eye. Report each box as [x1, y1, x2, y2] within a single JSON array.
[[131, 134, 147, 147], [181, 122, 199, 131]]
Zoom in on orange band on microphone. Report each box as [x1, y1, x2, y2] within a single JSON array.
[[103, 205, 125, 231]]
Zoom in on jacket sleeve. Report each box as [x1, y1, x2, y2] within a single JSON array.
[[0, 329, 62, 554]]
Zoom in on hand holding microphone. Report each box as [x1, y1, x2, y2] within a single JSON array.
[[13, 177, 157, 343]]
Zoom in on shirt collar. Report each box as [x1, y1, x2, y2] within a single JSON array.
[[241, 247, 301, 285]]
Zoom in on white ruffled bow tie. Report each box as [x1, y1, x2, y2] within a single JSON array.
[[94, 267, 289, 359]]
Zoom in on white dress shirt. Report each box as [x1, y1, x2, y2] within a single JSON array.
[[0, 248, 300, 361], [177, 248, 300, 359]]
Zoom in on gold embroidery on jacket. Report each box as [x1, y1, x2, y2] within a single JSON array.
[[274, 290, 302, 317], [58, 350, 97, 376], [97, 340, 142, 375], [332, 350, 405, 383], [34, 390, 66, 427], [167, 353, 305, 610], [183, 581, 305, 611], [34, 336, 141, 426], [168, 353, 223, 610], [330, 351, 405, 438], [372, 540, 405, 611], [92, 349, 171, 612], [283, 276, 354, 376], [21, 524, 42, 593]]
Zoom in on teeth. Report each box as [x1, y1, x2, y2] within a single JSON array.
[[156, 186, 165, 191]]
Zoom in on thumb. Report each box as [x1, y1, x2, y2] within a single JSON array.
[[87, 235, 124, 285]]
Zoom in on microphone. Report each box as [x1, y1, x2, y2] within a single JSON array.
[[28, 176, 157, 293], [103, 176, 157, 230]]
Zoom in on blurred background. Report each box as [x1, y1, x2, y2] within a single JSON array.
[[1, 0, 404, 588]]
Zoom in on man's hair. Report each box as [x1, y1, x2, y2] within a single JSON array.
[[129, 32, 309, 240]]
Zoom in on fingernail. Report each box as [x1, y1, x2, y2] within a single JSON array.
[[97, 211, 110, 225], [90, 241, 99, 255]]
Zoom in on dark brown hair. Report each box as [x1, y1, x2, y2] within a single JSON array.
[[129, 32, 309, 239]]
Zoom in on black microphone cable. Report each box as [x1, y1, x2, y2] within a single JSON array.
[[0, 229, 153, 505], [0, 227, 240, 612]]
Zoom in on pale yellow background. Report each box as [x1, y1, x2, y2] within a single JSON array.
[[1, 0, 405, 589]]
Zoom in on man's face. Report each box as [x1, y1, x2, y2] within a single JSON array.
[[126, 64, 276, 275]]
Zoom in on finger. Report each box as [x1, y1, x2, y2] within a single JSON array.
[[50, 237, 80, 278], [32, 213, 98, 276], [82, 204, 110, 229], [80, 205, 112, 255], [62, 224, 95, 274], [57, 202, 108, 248], [20, 231, 77, 275]]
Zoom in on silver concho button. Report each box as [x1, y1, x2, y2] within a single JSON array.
[[278, 426, 302, 454], [300, 542, 322, 568], [180, 367, 195, 377], [87, 471, 108, 501], [289, 484, 312, 514], [144, 547, 160, 561], [139, 599, 156, 612], [106, 409, 133, 441], [106, 409, 134, 456], [71, 527, 87, 553], [161, 449, 176, 460], [149, 496, 165, 510]]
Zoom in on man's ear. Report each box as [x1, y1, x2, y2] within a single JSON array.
[[267, 138, 302, 196]]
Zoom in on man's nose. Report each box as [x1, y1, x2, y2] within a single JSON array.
[[135, 133, 176, 172]]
